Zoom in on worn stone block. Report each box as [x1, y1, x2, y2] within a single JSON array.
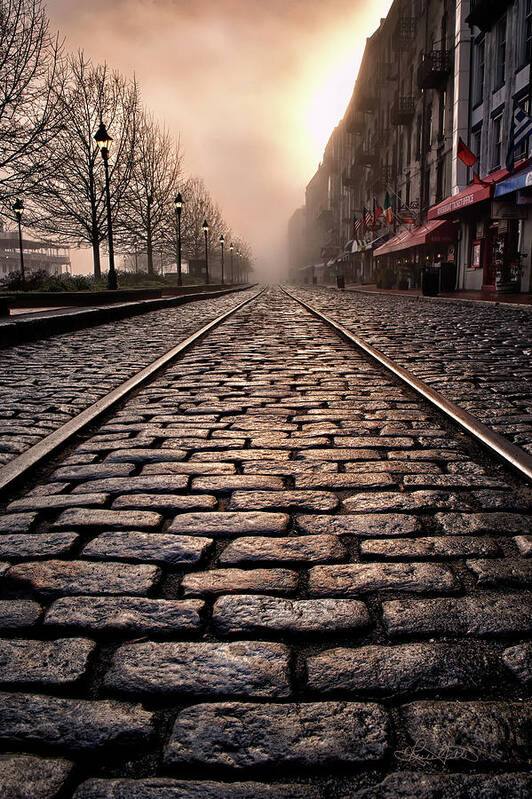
[[0, 638, 94, 687], [104, 640, 290, 698], [219, 535, 346, 565], [191, 476, 285, 493], [168, 511, 289, 537], [360, 536, 499, 560], [45, 596, 203, 634], [7, 494, 109, 513], [0, 599, 42, 630], [8, 560, 160, 597], [82, 532, 211, 565], [228, 490, 339, 512], [297, 514, 421, 537], [165, 701, 390, 767], [307, 643, 497, 695], [212, 595, 370, 635], [182, 568, 298, 597], [343, 491, 470, 513], [466, 558, 532, 587], [0, 692, 153, 751], [52, 508, 162, 530], [112, 494, 216, 511], [383, 595, 532, 638], [309, 563, 457, 596], [0, 754, 73, 799], [0, 533, 78, 560]]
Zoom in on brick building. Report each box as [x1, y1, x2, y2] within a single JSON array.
[[291, 0, 531, 293]]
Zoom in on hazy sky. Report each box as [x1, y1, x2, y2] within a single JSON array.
[[46, 0, 393, 277]]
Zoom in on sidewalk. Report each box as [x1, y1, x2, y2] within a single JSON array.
[[344, 283, 532, 306]]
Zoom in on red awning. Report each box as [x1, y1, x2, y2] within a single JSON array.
[[428, 158, 532, 220], [373, 220, 455, 257]]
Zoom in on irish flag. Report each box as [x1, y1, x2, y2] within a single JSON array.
[[384, 192, 393, 226]]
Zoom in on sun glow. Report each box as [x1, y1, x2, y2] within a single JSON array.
[[305, 48, 363, 158]]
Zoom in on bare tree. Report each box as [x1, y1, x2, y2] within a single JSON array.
[[122, 111, 182, 273], [0, 0, 64, 217], [30, 51, 138, 276]]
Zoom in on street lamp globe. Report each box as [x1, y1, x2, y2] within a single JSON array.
[[174, 193, 183, 212], [202, 219, 209, 233], [13, 198, 23, 218], [94, 122, 113, 154]]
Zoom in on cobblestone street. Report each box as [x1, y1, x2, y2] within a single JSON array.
[[0, 288, 259, 467], [291, 287, 532, 452], [0, 287, 530, 798]]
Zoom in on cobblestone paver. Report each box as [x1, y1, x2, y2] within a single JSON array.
[[0, 288, 259, 468], [290, 286, 532, 452], [0, 287, 530, 797]]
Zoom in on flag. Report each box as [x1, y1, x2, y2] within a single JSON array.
[[457, 137, 478, 167], [363, 206, 372, 229], [506, 100, 532, 174], [398, 209, 416, 225], [354, 216, 362, 240], [473, 171, 491, 187], [373, 198, 383, 229], [383, 192, 393, 225]]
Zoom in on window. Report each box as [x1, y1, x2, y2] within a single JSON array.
[[491, 114, 503, 169], [494, 16, 506, 89], [473, 37, 485, 106], [522, 0, 532, 66], [416, 117, 422, 159]]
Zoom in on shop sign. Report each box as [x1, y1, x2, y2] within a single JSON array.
[[448, 246, 455, 262], [491, 200, 528, 220]]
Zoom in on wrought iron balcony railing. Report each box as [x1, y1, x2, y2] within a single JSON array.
[[418, 50, 452, 90]]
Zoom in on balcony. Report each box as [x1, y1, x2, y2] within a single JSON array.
[[466, 0, 513, 32], [324, 154, 340, 174], [345, 110, 365, 135], [356, 145, 378, 168], [418, 50, 452, 90], [391, 97, 416, 125]]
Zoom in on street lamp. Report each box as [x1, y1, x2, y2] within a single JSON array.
[[13, 199, 25, 288], [229, 243, 234, 284], [202, 219, 210, 284], [94, 121, 117, 290], [219, 234, 225, 284], [174, 192, 183, 286], [146, 192, 154, 274]]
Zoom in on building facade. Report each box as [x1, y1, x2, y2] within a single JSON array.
[[0, 230, 70, 279], [291, 0, 531, 293]]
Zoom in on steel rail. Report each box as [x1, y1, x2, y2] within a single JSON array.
[[0, 288, 264, 497], [283, 287, 532, 483]]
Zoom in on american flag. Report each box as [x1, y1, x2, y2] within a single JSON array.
[[354, 216, 362, 238], [363, 206, 372, 228]]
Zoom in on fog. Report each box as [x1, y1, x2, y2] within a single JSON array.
[[46, 0, 392, 279]]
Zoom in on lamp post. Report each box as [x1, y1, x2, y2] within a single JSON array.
[[174, 192, 183, 286], [13, 199, 25, 288], [94, 122, 117, 290], [229, 243, 234, 284], [219, 234, 225, 284], [146, 192, 154, 274], [202, 219, 210, 284]]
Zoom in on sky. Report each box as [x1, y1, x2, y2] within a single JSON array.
[[46, 0, 393, 278]]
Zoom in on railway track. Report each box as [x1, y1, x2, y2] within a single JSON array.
[[1, 284, 530, 498], [0, 286, 530, 798]]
